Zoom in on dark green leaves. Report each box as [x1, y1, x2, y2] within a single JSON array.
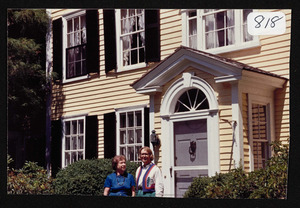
[[184, 140, 289, 199], [53, 158, 139, 196]]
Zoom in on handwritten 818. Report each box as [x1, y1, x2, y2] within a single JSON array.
[[254, 15, 284, 29]]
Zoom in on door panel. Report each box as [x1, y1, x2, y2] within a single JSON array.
[[173, 119, 208, 197], [175, 170, 208, 198], [174, 119, 208, 166]]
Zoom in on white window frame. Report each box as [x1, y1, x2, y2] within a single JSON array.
[[181, 9, 260, 54], [62, 10, 89, 83], [115, 9, 147, 72], [61, 115, 86, 168], [248, 94, 274, 171], [115, 105, 147, 162]]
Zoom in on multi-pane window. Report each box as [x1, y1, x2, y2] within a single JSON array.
[[118, 109, 143, 162], [63, 118, 85, 167], [184, 9, 255, 52], [65, 13, 87, 79], [116, 9, 145, 69], [203, 9, 236, 49], [252, 103, 269, 170]]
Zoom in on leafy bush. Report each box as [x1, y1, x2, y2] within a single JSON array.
[[206, 167, 252, 199], [7, 154, 13, 171], [184, 140, 288, 199], [247, 141, 289, 199], [183, 175, 212, 198], [53, 158, 139, 195], [7, 157, 54, 194], [184, 167, 251, 199]]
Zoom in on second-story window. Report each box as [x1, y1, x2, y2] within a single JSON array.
[[115, 9, 146, 70], [65, 12, 87, 79], [183, 9, 258, 54], [52, 10, 99, 83], [103, 9, 160, 73]]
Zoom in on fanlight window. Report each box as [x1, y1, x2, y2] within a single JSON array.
[[175, 88, 209, 113]]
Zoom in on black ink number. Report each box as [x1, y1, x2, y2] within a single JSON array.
[[270, 16, 283, 28], [254, 14, 283, 29], [254, 15, 265, 28]]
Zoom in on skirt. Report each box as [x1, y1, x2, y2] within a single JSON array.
[[136, 190, 156, 197]]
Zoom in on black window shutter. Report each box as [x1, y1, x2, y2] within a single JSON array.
[[85, 115, 98, 159], [86, 10, 99, 74], [52, 18, 62, 81], [104, 112, 116, 159], [144, 107, 150, 147], [145, 10, 160, 63], [51, 119, 62, 177], [103, 9, 116, 73]]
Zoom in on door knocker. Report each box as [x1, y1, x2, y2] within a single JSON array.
[[189, 141, 196, 156]]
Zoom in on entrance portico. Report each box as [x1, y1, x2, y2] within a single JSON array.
[[131, 46, 286, 197]]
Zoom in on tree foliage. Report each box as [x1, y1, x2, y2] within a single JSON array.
[[7, 9, 49, 43], [7, 9, 49, 133], [7, 9, 50, 169]]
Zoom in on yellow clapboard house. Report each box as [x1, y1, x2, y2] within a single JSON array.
[[47, 9, 290, 198]]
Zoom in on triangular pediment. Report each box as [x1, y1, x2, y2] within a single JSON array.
[[131, 46, 286, 94]]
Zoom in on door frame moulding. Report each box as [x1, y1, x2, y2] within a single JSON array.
[[160, 72, 220, 198]]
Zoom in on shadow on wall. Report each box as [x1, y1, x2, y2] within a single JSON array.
[[220, 46, 262, 59], [153, 144, 160, 165], [274, 81, 289, 142], [52, 81, 65, 120]]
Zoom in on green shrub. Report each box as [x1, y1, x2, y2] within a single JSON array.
[[184, 140, 288, 199], [184, 168, 251, 199], [205, 167, 252, 199], [183, 176, 212, 198], [7, 158, 54, 194], [248, 141, 289, 199], [53, 158, 139, 196], [7, 154, 13, 171]]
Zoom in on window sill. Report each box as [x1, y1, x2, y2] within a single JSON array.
[[62, 74, 90, 84], [117, 63, 147, 73], [204, 39, 261, 55]]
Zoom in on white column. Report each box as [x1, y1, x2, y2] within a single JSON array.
[[160, 117, 174, 197], [231, 81, 244, 169]]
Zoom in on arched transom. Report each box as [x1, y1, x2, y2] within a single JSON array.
[[175, 88, 209, 113]]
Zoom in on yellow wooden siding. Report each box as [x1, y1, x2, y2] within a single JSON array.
[[50, 9, 290, 171], [160, 9, 182, 60], [242, 93, 250, 172], [51, 9, 85, 20], [98, 9, 106, 78]]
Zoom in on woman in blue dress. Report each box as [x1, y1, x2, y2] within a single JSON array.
[[103, 155, 136, 196]]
